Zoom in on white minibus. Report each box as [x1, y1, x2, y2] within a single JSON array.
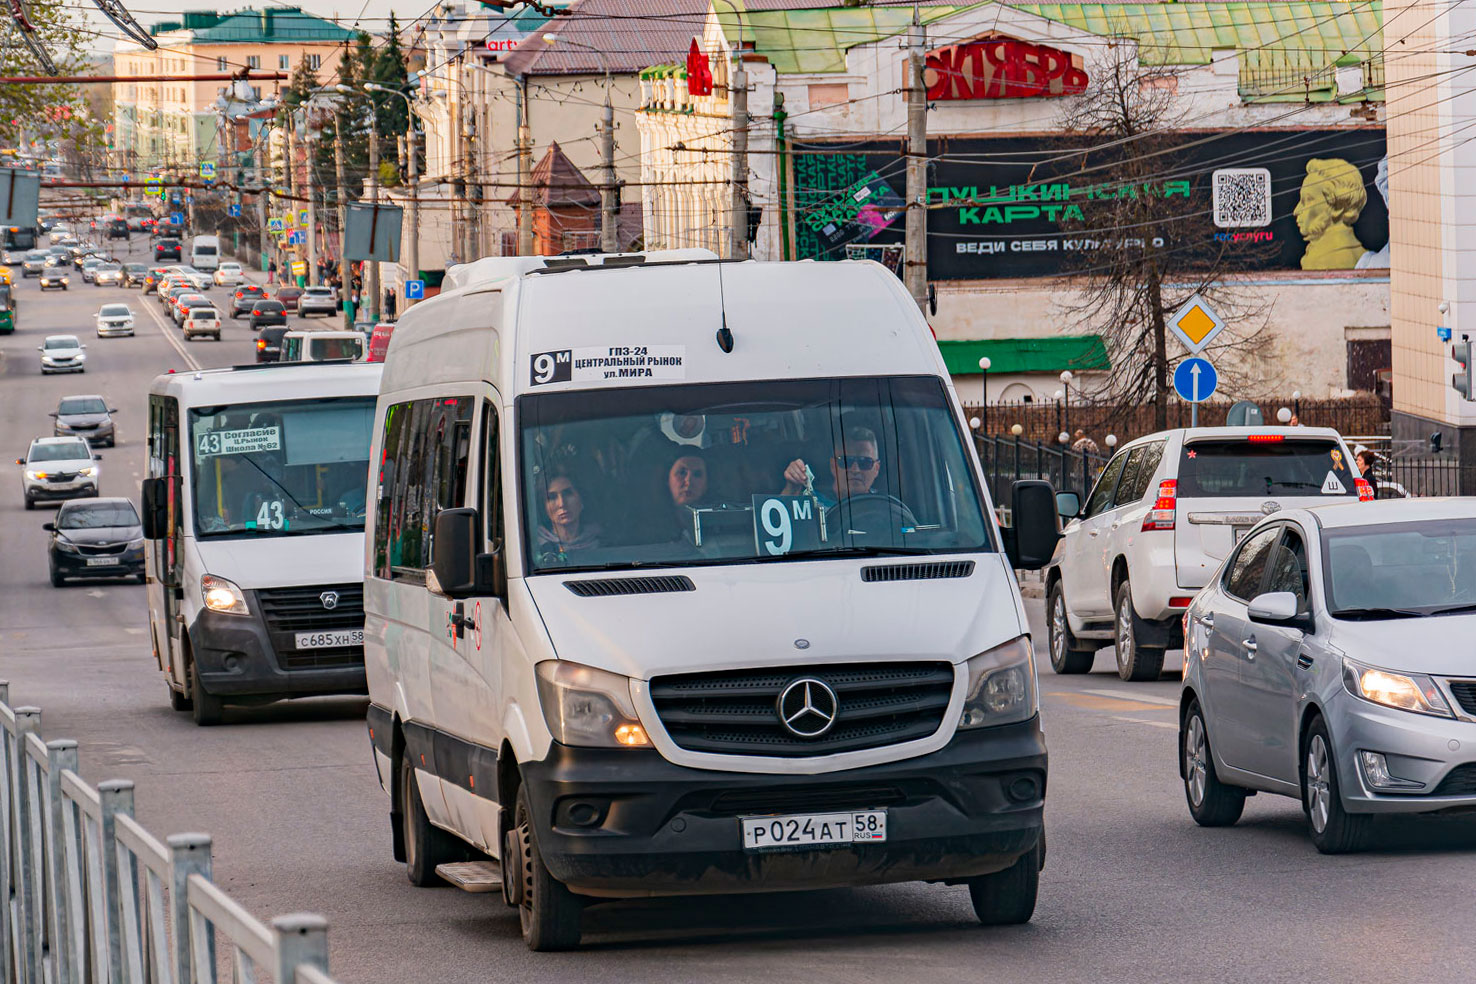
[[363, 255, 1060, 949], [142, 361, 383, 725], [189, 234, 220, 271]]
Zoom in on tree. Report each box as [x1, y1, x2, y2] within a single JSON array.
[[1056, 49, 1272, 429], [370, 13, 411, 141], [0, 0, 101, 152]]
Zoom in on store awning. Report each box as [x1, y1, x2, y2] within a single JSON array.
[[937, 335, 1110, 375]]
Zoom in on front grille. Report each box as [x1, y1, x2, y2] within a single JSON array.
[[78, 542, 126, 555], [256, 583, 364, 632], [708, 783, 909, 816], [1435, 764, 1476, 796], [46, 473, 77, 483], [280, 650, 362, 669], [861, 561, 975, 583], [650, 661, 955, 757], [1448, 680, 1476, 716]]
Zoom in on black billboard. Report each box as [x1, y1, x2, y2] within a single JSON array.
[[790, 128, 1388, 280]]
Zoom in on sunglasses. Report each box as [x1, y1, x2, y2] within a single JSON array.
[[833, 454, 878, 470]]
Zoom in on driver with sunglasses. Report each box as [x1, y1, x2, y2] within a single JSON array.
[[779, 425, 883, 508]]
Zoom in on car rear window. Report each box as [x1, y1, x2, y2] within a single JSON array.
[[255, 301, 284, 312], [1178, 439, 1357, 498]]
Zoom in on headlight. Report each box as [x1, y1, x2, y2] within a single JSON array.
[[127, 537, 145, 550], [959, 636, 1039, 730], [77, 467, 96, 478], [54, 539, 80, 554], [535, 661, 650, 748], [201, 574, 249, 615], [1342, 657, 1452, 717], [54, 422, 73, 431], [25, 470, 45, 480]]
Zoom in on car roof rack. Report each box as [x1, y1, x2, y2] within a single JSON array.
[[528, 256, 739, 277]]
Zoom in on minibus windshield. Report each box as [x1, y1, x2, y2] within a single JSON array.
[[519, 376, 992, 573], [190, 396, 375, 537]]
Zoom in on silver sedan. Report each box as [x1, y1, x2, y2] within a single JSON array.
[[1180, 498, 1476, 853]]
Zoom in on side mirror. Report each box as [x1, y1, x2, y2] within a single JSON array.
[[48, 411, 57, 417], [1003, 479, 1061, 571], [42, 522, 54, 532], [140, 476, 168, 540], [1247, 591, 1316, 632], [431, 507, 479, 597], [109, 408, 117, 414], [1055, 491, 1081, 520]]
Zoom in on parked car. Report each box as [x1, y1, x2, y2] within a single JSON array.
[[122, 262, 148, 287], [92, 262, 123, 286], [1181, 499, 1476, 853], [254, 324, 288, 361], [39, 335, 86, 373], [274, 285, 304, 312], [296, 285, 338, 317], [44, 497, 144, 586], [182, 306, 221, 341], [1046, 426, 1366, 681], [230, 284, 266, 317], [51, 394, 117, 446], [247, 299, 287, 331], [38, 268, 69, 291], [95, 303, 135, 337], [213, 261, 244, 286], [153, 238, 182, 261], [365, 322, 396, 362], [17, 436, 98, 509]]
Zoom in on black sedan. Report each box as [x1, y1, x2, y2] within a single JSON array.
[[256, 325, 289, 362], [44, 497, 146, 586], [247, 299, 287, 331]]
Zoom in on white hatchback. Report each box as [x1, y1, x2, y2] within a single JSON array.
[[1046, 426, 1366, 681], [213, 262, 243, 286], [39, 335, 87, 374]]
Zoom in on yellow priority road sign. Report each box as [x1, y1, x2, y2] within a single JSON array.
[[1168, 294, 1227, 354]]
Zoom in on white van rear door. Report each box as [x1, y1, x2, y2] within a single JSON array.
[[1174, 435, 1357, 588]]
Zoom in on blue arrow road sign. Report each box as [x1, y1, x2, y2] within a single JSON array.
[[405, 279, 425, 300], [1174, 357, 1218, 404], [228, 203, 241, 217], [169, 212, 183, 225]]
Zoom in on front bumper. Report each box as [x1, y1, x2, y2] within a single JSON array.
[[51, 546, 144, 577], [97, 323, 134, 336], [1335, 693, 1476, 814], [25, 478, 97, 502], [41, 359, 84, 372], [187, 604, 366, 700], [520, 718, 1047, 898]]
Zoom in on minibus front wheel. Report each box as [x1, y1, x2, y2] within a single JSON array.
[[512, 786, 582, 951]]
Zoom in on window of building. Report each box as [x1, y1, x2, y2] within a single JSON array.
[[251, 86, 262, 101], [247, 55, 260, 69], [306, 54, 322, 70], [279, 55, 290, 69]]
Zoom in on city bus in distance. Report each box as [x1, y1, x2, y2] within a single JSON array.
[[141, 361, 383, 725], [4, 225, 38, 257]]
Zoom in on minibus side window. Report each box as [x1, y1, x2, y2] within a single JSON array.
[[373, 401, 411, 579], [383, 397, 473, 580], [480, 400, 503, 556]]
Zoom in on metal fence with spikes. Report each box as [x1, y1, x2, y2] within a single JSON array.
[[0, 681, 344, 984]]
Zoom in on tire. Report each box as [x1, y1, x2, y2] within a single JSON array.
[[1302, 717, 1371, 854], [397, 751, 463, 886], [511, 785, 582, 951], [24, 498, 34, 511], [1046, 579, 1096, 674], [967, 841, 1040, 926], [168, 684, 192, 712], [1181, 699, 1246, 826], [1114, 579, 1165, 682], [50, 569, 64, 587], [188, 650, 225, 726]]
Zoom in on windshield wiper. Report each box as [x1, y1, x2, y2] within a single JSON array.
[[1423, 603, 1476, 617], [775, 545, 939, 560], [1329, 607, 1426, 620]]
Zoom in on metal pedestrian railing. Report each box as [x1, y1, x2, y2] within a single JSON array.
[[1, 682, 342, 984]]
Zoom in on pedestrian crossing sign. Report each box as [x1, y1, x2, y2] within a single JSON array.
[[267, 217, 283, 232], [199, 162, 215, 179], [298, 209, 309, 227]]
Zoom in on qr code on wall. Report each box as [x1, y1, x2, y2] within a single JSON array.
[[1212, 168, 1272, 228]]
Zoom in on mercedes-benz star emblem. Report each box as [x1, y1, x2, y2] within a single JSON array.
[[776, 677, 839, 738], [320, 591, 339, 610]]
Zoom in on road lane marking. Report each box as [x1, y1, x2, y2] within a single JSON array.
[[1047, 691, 1174, 713], [1082, 688, 1179, 707], [1111, 716, 1177, 730], [142, 294, 201, 371]]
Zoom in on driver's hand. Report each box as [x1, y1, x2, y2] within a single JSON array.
[[781, 458, 809, 495]]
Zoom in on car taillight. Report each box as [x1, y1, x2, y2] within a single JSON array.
[[1355, 477, 1374, 502], [252, 309, 261, 315], [1141, 479, 1177, 531], [256, 339, 265, 350], [1246, 434, 1284, 443]]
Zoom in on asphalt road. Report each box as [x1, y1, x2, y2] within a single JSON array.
[[3, 239, 1476, 983]]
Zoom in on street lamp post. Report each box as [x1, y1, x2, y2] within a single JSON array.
[[365, 80, 420, 310], [978, 356, 991, 436], [1059, 370, 1074, 442]]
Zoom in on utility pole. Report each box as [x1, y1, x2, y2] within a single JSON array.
[[367, 123, 380, 323], [904, 10, 928, 311], [407, 119, 420, 306], [600, 77, 617, 253], [728, 46, 749, 260], [306, 123, 318, 286], [516, 76, 533, 255], [333, 110, 352, 328]]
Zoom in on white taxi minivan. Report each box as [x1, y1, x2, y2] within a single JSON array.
[[141, 361, 383, 725], [363, 254, 1061, 950]]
